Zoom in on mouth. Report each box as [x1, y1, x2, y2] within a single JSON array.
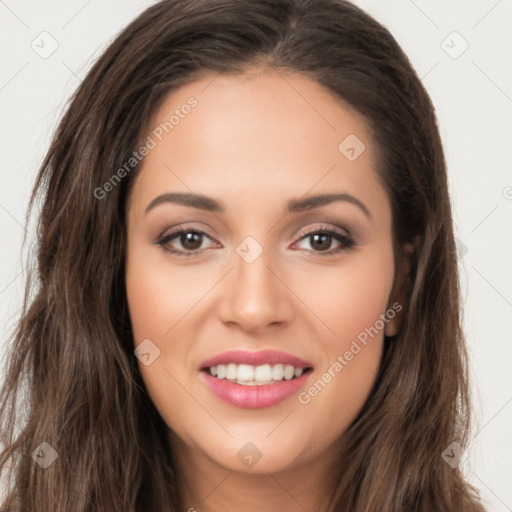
[[198, 349, 314, 408], [201, 363, 314, 386]]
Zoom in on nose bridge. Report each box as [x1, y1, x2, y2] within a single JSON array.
[[220, 234, 292, 331], [234, 236, 278, 305]]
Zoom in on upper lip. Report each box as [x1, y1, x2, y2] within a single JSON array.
[[199, 349, 313, 370]]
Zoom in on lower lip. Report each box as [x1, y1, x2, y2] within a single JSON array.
[[200, 370, 312, 409]]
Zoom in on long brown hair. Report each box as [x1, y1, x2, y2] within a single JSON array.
[[0, 0, 485, 510]]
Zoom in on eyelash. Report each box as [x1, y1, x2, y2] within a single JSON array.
[[155, 224, 355, 258]]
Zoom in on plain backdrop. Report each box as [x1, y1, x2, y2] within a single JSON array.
[[1, 0, 511, 510]]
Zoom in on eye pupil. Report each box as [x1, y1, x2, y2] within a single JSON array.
[[311, 233, 331, 251], [181, 232, 202, 250]]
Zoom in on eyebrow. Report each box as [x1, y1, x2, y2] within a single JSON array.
[[144, 192, 372, 219]]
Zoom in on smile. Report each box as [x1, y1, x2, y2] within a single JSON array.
[[199, 350, 314, 408], [204, 363, 311, 385]]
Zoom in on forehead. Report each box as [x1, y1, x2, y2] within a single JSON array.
[[128, 68, 389, 224]]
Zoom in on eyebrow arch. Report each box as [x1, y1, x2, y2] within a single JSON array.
[[287, 193, 371, 219], [144, 192, 372, 220]]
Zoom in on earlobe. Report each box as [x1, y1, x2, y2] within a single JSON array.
[[385, 241, 417, 337], [384, 302, 403, 336], [384, 315, 400, 337]]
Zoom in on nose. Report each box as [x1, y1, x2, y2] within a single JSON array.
[[218, 244, 294, 334]]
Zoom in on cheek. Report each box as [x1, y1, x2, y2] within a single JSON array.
[[295, 249, 393, 423], [126, 245, 211, 343], [125, 252, 200, 434], [126, 269, 177, 342], [125, 246, 189, 408], [303, 248, 394, 348]]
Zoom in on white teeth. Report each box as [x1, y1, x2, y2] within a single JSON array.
[[254, 364, 272, 381], [236, 380, 258, 386], [284, 365, 295, 380], [237, 364, 255, 381], [226, 363, 237, 380], [272, 364, 284, 380], [216, 365, 226, 379], [208, 363, 308, 384], [237, 378, 273, 386]]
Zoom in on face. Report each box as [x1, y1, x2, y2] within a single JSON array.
[[125, 67, 404, 476]]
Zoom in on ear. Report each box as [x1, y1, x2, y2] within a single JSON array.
[[384, 241, 416, 337]]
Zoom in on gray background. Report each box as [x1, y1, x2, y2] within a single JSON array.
[[1, 0, 511, 509]]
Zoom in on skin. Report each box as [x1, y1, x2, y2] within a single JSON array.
[[125, 66, 412, 512]]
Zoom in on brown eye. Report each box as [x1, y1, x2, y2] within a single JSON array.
[[309, 233, 333, 252], [179, 231, 203, 251], [156, 227, 217, 256], [294, 228, 355, 255]]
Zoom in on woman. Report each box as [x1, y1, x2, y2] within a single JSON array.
[[0, 0, 486, 510]]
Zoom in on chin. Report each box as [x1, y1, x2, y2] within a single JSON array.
[[189, 429, 313, 475]]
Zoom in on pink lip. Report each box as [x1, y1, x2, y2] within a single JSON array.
[[198, 349, 314, 409], [199, 349, 313, 370], [200, 371, 312, 409]]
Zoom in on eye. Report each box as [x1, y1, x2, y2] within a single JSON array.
[[155, 224, 355, 257], [292, 227, 355, 255], [156, 225, 218, 256]]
